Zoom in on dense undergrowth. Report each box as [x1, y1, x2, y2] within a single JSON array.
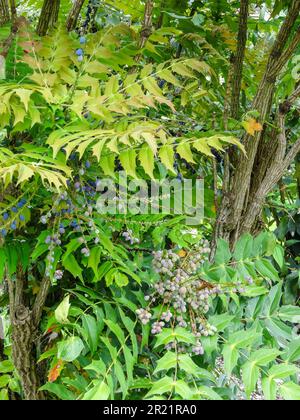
[[0, 0, 300, 401]]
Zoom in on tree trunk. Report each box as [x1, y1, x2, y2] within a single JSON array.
[[0, 0, 10, 25], [139, 0, 154, 49], [36, 0, 60, 36], [7, 266, 51, 400], [66, 0, 85, 32], [211, 1, 300, 253], [11, 305, 42, 400], [230, 0, 249, 120], [9, 0, 16, 22]]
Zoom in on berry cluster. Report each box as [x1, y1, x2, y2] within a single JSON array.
[[122, 229, 140, 245], [1, 198, 27, 237], [75, 35, 86, 62], [136, 239, 250, 356]]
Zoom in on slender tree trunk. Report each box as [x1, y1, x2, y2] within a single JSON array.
[[11, 306, 41, 400], [0, 315, 4, 360], [7, 266, 51, 400], [66, 0, 85, 32], [230, 0, 249, 119], [296, 154, 300, 198], [139, 0, 154, 49], [9, 0, 16, 22], [0, 0, 10, 25], [37, 0, 60, 36]]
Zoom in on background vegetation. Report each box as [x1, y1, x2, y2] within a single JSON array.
[[0, 0, 299, 401]]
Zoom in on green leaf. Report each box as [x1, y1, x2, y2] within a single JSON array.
[[262, 376, 277, 401], [0, 374, 10, 388], [0, 360, 14, 373], [119, 149, 137, 178], [82, 314, 99, 355], [114, 360, 128, 398], [0, 389, 8, 400], [268, 364, 299, 379], [114, 272, 129, 287], [242, 361, 260, 398], [222, 344, 239, 376], [249, 349, 281, 366], [277, 305, 300, 323], [233, 234, 253, 260], [84, 360, 107, 375], [178, 354, 215, 382], [100, 154, 116, 178], [215, 239, 231, 265], [228, 329, 260, 349], [280, 382, 300, 400], [273, 245, 284, 269], [40, 383, 75, 400], [172, 62, 196, 78], [15, 89, 32, 112], [208, 314, 235, 331], [82, 380, 110, 400], [104, 319, 126, 344], [176, 142, 195, 163], [263, 283, 282, 316], [174, 380, 192, 399], [62, 254, 83, 282], [139, 144, 155, 179], [57, 337, 85, 362], [194, 386, 223, 400], [255, 258, 279, 281], [283, 338, 300, 362], [55, 295, 70, 324], [154, 352, 177, 374], [159, 69, 181, 86], [154, 328, 196, 348], [88, 247, 102, 278], [145, 376, 174, 398], [158, 144, 176, 174]]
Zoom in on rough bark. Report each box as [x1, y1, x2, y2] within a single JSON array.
[[296, 154, 300, 198], [0, 315, 4, 360], [37, 0, 60, 36], [66, 0, 85, 32], [0, 0, 10, 25], [7, 267, 51, 400], [139, 0, 154, 49], [131, 0, 154, 66], [212, 0, 300, 253], [9, 0, 16, 22], [230, 0, 249, 119]]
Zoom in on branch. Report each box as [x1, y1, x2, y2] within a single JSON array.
[[66, 0, 86, 32], [268, 0, 300, 65], [139, 0, 154, 49], [6, 268, 15, 323], [0, 0, 10, 25], [0, 316, 4, 360], [37, 0, 60, 36], [9, 0, 16, 22], [32, 276, 51, 327], [280, 82, 300, 113], [283, 137, 300, 170], [230, 0, 249, 119], [0, 16, 26, 58], [269, 26, 300, 79]]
